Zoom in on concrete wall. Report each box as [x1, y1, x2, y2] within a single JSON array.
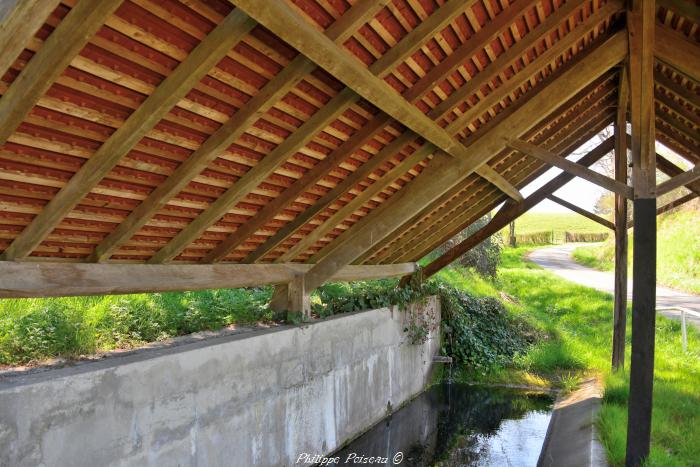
[[0, 297, 440, 467]]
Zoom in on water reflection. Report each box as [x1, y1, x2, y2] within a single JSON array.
[[328, 384, 553, 467]]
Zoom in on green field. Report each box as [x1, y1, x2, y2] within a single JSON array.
[[499, 211, 611, 244], [573, 208, 700, 294]]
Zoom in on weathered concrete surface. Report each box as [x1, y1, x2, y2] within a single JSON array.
[[0, 298, 440, 467], [538, 378, 608, 467]]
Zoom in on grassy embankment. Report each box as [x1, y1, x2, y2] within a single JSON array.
[[440, 248, 700, 466], [0, 288, 274, 366], [573, 208, 700, 294]]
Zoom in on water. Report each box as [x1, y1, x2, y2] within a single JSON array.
[[327, 384, 554, 467]]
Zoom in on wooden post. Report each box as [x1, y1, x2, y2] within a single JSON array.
[[288, 275, 311, 321], [509, 222, 517, 247], [626, 1, 657, 465], [612, 67, 629, 371]]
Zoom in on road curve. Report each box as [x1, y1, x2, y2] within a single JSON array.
[[527, 243, 700, 329]]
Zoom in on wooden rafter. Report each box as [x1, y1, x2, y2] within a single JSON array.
[[506, 139, 633, 198], [242, 0, 549, 264], [375, 80, 619, 259], [301, 32, 627, 291], [397, 112, 616, 264], [321, 54, 622, 266], [655, 25, 700, 84], [0, 0, 123, 147], [0, 0, 62, 81], [656, 192, 697, 215], [89, 0, 388, 262], [195, 0, 478, 264], [1, 9, 258, 261], [382, 105, 617, 264]]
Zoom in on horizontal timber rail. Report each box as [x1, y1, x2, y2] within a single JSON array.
[[0, 262, 417, 299]]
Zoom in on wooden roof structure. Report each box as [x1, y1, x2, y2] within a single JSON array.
[[0, 0, 698, 298]]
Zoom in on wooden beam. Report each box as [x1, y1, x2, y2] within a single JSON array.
[[89, 0, 387, 262], [275, 144, 436, 263], [301, 32, 627, 292], [0, 0, 122, 147], [506, 139, 633, 198], [243, 1, 544, 264], [656, 155, 700, 196], [655, 90, 700, 128], [656, 164, 700, 196], [547, 195, 615, 230], [657, 192, 697, 215], [612, 64, 630, 371], [0, 261, 418, 299], [427, 0, 617, 121], [231, 0, 474, 161], [626, 0, 657, 464], [418, 136, 616, 279], [0, 9, 257, 261], [0, 0, 62, 81], [393, 111, 616, 264], [625, 192, 699, 229], [655, 25, 700, 86], [197, 1, 474, 264], [372, 89, 619, 264], [442, 1, 624, 136], [654, 70, 700, 111], [377, 87, 619, 263]]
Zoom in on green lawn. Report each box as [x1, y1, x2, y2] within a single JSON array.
[[448, 247, 700, 466], [573, 208, 700, 295]]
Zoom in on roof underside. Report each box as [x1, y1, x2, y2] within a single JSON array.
[[0, 0, 697, 269]]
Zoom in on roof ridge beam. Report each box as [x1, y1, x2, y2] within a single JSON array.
[[88, 0, 388, 262]]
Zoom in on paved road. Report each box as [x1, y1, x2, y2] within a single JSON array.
[[527, 243, 700, 329]]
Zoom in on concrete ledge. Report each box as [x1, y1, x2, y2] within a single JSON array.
[[538, 378, 609, 467], [0, 298, 440, 467]]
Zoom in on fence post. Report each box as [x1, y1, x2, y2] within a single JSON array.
[[682, 310, 687, 353]]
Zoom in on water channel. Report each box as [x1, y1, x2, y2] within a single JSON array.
[[325, 383, 554, 466]]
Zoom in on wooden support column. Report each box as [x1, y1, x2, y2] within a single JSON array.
[[612, 66, 630, 371], [626, 1, 657, 465]]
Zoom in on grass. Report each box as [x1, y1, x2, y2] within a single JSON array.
[[500, 212, 611, 245], [456, 246, 700, 466], [573, 208, 700, 295], [0, 287, 273, 366]]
